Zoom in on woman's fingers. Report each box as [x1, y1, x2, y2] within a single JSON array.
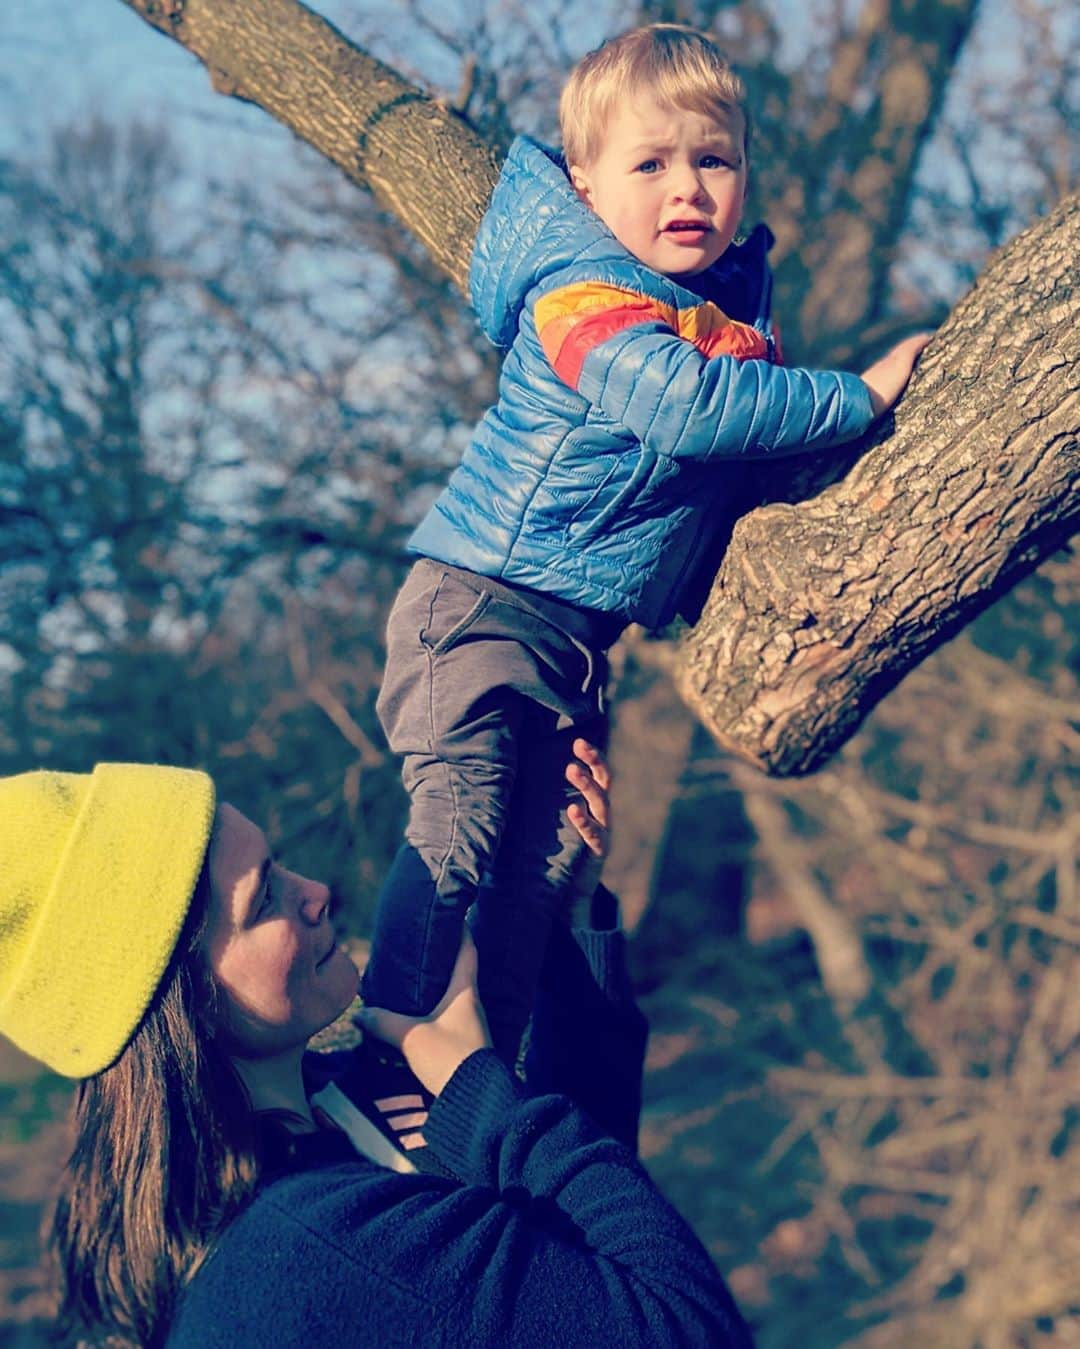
[[571, 737, 611, 791], [566, 738, 612, 858], [567, 801, 605, 857]]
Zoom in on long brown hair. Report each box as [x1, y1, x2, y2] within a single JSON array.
[[48, 860, 262, 1347]]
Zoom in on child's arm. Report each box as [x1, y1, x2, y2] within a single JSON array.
[[535, 285, 929, 462]]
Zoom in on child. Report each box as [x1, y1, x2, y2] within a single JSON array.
[[361, 25, 929, 1073]]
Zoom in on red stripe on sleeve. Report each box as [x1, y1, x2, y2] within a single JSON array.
[[545, 305, 670, 390]]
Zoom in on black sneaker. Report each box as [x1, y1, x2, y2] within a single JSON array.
[[330, 1036, 454, 1179]]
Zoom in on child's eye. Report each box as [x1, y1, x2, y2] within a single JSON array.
[[700, 154, 732, 170], [636, 159, 661, 174]]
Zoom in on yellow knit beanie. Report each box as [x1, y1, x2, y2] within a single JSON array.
[[0, 763, 216, 1078]]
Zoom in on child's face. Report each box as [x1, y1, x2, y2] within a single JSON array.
[[569, 95, 748, 279]]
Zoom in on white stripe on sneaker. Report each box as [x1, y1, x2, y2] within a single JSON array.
[[309, 1083, 418, 1174], [372, 1092, 425, 1112], [387, 1110, 428, 1131]]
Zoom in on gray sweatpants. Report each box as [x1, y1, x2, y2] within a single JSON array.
[[364, 560, 609, 1062]]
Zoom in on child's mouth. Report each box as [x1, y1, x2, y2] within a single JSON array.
[[664, 221, 710, 236]]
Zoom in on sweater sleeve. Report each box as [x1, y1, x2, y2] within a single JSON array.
[[169, 1049, 753, 1348], [420, 1049, 753, 1347], [523, 904, 649, 1152], [531, 281, 874, 462]]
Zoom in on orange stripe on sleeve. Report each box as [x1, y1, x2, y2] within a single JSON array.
[[676, 303, 770, 361], [535, 284, 675, 389], [533, 283, 772, 390]]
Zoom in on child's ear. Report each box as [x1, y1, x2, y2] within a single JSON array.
[[568, 164, 593, 207]]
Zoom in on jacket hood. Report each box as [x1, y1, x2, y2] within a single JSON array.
[[469, 137, 600, 349], [469, 135, 775, 350]]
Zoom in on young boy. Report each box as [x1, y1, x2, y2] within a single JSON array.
[[361, 25, 928, 1074]]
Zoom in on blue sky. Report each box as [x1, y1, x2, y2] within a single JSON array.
[[1, 2, 587, 159], [2, 1, 288, 168], [3, 2, 1056, 181]]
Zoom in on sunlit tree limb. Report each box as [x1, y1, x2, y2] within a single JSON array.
[[677, 194, 1079, 773], [119, 0, 499, 292]]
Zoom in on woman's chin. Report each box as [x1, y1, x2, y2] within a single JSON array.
[[326, 947, 361, 1014]]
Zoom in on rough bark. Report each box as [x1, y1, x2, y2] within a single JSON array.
[[118, 0, 1079, 776], [677, 194, 1079, 774]]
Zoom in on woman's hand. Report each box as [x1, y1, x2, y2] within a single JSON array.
[[356, 929, 491, 1098], [565, 737, 612, 859], [563, 738, 615, 929]]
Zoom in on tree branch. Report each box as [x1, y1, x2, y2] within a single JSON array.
[[119, 0, 500, 292], [676, 193, 1079, 773]]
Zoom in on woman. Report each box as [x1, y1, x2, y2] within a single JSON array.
[[0, 746, 752, 1348]]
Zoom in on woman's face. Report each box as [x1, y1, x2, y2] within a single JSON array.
[[204, 804, 359, 1058]]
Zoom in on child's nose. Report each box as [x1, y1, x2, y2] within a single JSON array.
[[670, 166, 705, 203]]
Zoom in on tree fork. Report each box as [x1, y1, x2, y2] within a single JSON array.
[[118, 0, 1080, 775]]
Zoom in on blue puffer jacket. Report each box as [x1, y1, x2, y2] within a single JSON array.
[[409, 136, 875, 628]]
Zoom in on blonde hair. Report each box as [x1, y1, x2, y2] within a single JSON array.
[[559, 24, 749, 169]]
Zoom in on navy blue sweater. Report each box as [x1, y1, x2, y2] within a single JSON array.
[[168, 919, 752, 1348]]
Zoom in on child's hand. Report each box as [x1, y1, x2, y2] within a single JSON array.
[[356, 929, 492, 1097], [860, 332, 933, 418]]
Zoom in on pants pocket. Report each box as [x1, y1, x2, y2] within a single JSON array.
[[420, 572, 492, 656]]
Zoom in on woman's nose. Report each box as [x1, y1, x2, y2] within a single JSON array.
[[298, 878, 331, 924]]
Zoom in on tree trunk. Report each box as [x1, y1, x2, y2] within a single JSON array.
[[676, 194, 1079, 773], [119, 0, 1079, 776]]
